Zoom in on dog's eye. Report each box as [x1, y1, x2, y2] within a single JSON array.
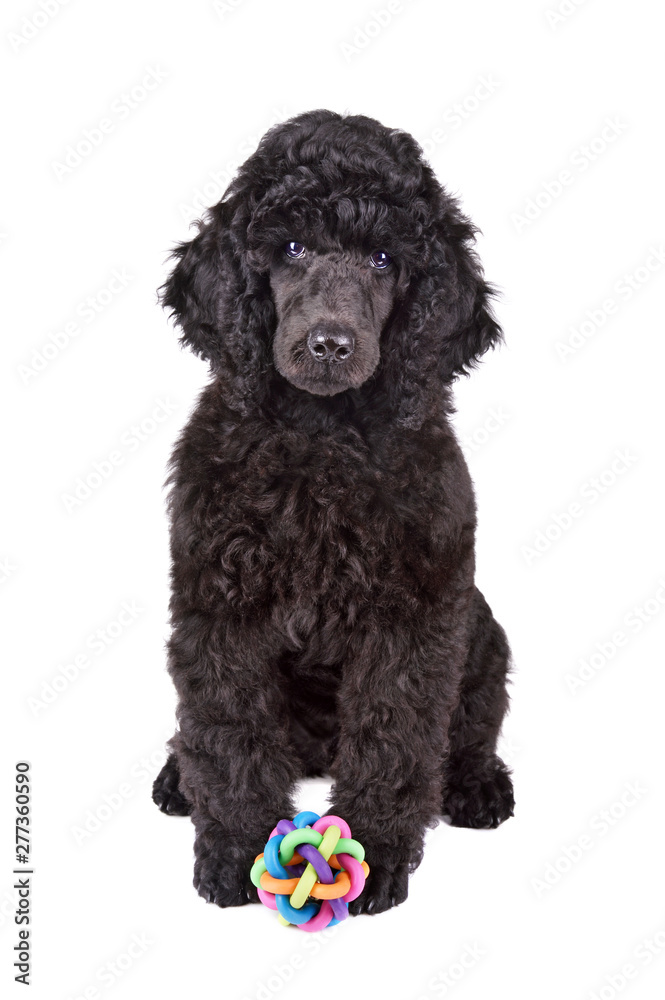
[[284, 241, 306, 259], [369, 250, 392, 269]]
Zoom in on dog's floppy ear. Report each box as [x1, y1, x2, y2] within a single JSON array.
[[160, 199, 275, 411], [436, 207, 503, 381], [381, 199, 502, 428], [160, 202, 239, 363]]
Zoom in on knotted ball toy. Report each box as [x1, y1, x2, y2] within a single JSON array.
[[250, 811, 369, 930]]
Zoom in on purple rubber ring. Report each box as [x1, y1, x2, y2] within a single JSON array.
[[297, 842, 334, 882], [274, 819, 296, 836], [328, 894, 348, 922]]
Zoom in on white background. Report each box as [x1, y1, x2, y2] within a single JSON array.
[[3, 1, 665, 998]]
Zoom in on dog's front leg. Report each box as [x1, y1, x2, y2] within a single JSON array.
[[169, 618, 299, 907], [328, 615, 467, 914]]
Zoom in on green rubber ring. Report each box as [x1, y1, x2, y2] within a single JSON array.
[[250, 857, 266, 887], [332, 837, 365, 863], [289, 825, 340, 909], [278, 828, 323, 865]]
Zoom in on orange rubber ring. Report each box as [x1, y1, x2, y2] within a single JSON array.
[[259, 861, 370, 900], [309, 874, 351, 899], [260, 873, 301, 894]]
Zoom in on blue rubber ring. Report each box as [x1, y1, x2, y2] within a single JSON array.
[[264, 834, 290, 879], [293, 811, 321, 829], [275, 894, 319, 925]]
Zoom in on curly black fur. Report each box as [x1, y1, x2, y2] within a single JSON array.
[[152, 109, 514, 916]]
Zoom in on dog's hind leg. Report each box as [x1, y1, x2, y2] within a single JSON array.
[[152, 750, 192, 816], [442, 588, 515, 829]]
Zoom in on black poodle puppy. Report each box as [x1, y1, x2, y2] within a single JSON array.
[[152, 109, 514, 915]]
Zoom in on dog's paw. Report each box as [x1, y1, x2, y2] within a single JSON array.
[[443, 753, 514, 829], [152, 755, 192, 816], [193, 852, 259, 908], [193, 828, 260, 908], [348, 859, 409, 916]]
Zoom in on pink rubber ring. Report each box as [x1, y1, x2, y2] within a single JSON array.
[[257, 888, 277, 910], [312, 815, 352, 839], [336, 854, 366, 902], [297, 898, 334, 932]]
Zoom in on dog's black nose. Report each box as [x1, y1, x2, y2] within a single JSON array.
[[307, 324, 355, 363]]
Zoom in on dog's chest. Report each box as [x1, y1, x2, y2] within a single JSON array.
[[218, 434, 449, 614]]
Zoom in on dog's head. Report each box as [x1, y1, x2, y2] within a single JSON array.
[[161, 110, 501, 422]]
